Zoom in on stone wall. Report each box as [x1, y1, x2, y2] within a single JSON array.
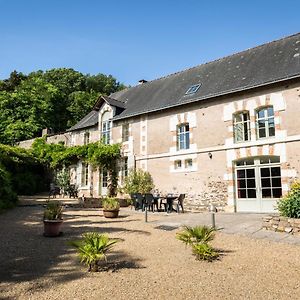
[[263, 215, 300, 234], [184, 180, 228, 212]]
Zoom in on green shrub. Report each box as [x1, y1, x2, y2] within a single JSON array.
[[0, 165, 18, 210], [69, 232, 117, 272], [278, 181, 300, 218], [192, 243, 219, 262], [14, 172, 38, 195], [123, 168, 154, 195], [43, 201, 63, 220], [176, 225, 216, 245], [102, 197, 120, 210], [56, 167, 71, 194], [176, 225, 219, 262]]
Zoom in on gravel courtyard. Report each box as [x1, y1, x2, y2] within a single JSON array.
[[1, 206, 300, 300]]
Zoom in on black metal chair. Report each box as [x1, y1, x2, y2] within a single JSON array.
[[135, 193, 144, 210], [173, 194, 185, 213], [143, 193, 155, 212]]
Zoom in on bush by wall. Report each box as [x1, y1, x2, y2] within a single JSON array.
[[0, 144, 48, 209], [278, 181, 300, 218], [0, 165, 17, 210]]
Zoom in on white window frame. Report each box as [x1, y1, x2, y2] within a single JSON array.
[[233, 111, 251, 143], [177, 123, 190, 150], [84, 132, 90, 145], [235, 156, 282, 200], [122, 123, 129, 142], [256, 106, 275, 139], [81, 163, 89, 187]]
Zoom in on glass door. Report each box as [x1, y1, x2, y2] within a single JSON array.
[[235, 156, 282, 212]]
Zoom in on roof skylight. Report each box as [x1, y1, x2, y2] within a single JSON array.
[[185, 83, 201, 95]]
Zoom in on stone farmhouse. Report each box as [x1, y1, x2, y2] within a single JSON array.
[[20, 32, 300, 213]]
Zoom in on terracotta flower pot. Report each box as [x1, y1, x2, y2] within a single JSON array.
[[43, 219, 63, 237], [103, 209, 119, 218]]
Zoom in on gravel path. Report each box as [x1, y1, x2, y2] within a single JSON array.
[[1, 206, 300, 299]]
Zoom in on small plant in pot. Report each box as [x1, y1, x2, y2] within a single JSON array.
[[102, 197, 120, 218], [43, 201, 63, 237]]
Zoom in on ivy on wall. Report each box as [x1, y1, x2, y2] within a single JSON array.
[[31, 137, 121, 196]]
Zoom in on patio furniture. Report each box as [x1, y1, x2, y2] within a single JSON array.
[[68, 184, 78, 198], [173, 193, 185, 213], [160, 194, 178, 213], [49, 184, 60, 198], [135, 193, 144, 210], [143, 193, 155, 212]]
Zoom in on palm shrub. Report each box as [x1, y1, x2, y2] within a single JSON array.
[[69, 232, 117, 272], [278, 181, 300, 218], [176, 225, 219, 261]]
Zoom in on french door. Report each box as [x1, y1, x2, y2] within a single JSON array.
[[99, 168, 108, 196], [235, 156, 282, 212]]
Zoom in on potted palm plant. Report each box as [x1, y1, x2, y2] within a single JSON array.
[[43, 201, 63, 237], [102, 197, 120, 218]]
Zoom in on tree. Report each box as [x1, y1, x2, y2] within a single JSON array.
[[0, 70, 27, 92], [0, 68, 126, 144], [0, 77, 59, 144]]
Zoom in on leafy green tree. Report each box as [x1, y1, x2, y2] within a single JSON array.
[[0, 77, 59, 144], [0, 68, 126, 144], [67, 90, 99, 127], [0, 70, 27, 92]]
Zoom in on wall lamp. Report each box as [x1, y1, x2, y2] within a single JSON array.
[[208, 152, 212, 159]]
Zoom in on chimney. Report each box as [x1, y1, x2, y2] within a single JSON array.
[[138, 79, 148, 84]]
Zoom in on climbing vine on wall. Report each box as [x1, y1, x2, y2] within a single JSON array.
[[31, 137, 121, 196]]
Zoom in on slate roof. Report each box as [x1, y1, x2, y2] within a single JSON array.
[[111, 32, 300, 121], [67, 110, 98, 131], [67, 96, 126, 132]]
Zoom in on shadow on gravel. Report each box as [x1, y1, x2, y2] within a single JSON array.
[[0, 206, 148, 289], [81, 250, 146, 274]]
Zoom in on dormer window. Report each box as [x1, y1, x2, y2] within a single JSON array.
[[84, 132, 90, 145], [185, 84, 201, 95]]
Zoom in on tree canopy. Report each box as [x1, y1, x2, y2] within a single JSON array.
[[0, 68, 126, 145]]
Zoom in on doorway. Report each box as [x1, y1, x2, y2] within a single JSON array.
[[235, 156, 282, 212]]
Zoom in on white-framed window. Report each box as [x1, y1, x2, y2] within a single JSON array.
[[102, 168, 108, 188], [185, 159, 193, 169], [81, 163, 89, 186], [233, 111, 251, 143], [101, 111, 112, 144], [174, 160, 182, 169], [120, 157, 128, 183], [177, 123, 190, 150], [256, 106, 275, 139], [84, 132, 90, 145], [122, 123, 129, 142]]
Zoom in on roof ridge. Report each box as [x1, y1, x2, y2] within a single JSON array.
[[129, 31, 300, 87]]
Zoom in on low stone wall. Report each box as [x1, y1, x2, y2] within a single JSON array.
[[263, 215, 300, 234]]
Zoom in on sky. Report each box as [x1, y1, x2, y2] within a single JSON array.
[[0, 0, 299, 86]]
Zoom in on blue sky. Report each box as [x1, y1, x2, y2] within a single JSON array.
[[0, 0, 299, 86]]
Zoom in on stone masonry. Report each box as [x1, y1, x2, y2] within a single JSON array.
[[263, 215, 300, 235]]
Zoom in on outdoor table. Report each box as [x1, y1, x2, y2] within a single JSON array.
[[159, 195, 178, 213]]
